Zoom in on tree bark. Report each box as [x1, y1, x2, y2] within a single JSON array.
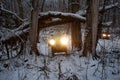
[[17, 0, 24, 19], [41, 0, 46, 12], [83, 0, 92, 56], [83, 0, 99, 57], [29, 0, 40, 55], [68, 0, 82, 50], [71, 21, 82, 50], [92, 0, 98, 57], [68, 0, 80, 13]]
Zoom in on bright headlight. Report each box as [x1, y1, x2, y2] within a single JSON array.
[[102, 33, 107, 37], [107, 34, 111, 37], [49, 39, 56, 46], [60, 36, 69, 45]]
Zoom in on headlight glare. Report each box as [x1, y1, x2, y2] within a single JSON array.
[[60, 36, 68, 45], [49, 39, 56, 46], [107, 34, 111, 37], [102, 33, 107, 37]]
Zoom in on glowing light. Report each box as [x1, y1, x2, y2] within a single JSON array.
[[49, 39, 56, 45], [107, 34, 111, 37], [60, 36, 69, 45], [102, 33, 107, 37]]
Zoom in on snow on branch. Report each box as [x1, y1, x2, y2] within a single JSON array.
[[0, 11, 86, 42], [76, 10, 86, 16], [102, 21, 112, 27], [99, 2, 118, 12], [0, 21, 30, 43], [40, 11, 86, 22], [0, 9, 113, 43]]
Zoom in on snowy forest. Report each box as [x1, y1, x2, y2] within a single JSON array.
[[0, 0, 120, 80]]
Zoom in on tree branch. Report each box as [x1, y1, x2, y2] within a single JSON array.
[[99, 2, 118, 13], [0, 11, 112, 43], [77, 2, 118, 16], [0, 21, 29, 43], [0, 8, 23, 22]]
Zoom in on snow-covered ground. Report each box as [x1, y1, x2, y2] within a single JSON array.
[[0, 45, 119, 80], [0, 50, 119, 80], [0, 28, 120, 80]]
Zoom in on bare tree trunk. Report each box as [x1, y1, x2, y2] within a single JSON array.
[[58, 61, 62, 80], [68, 0, 82, 50], [17, 0, 24, 19], [0, 0, 2, 8], [41, 0, 46, 12], [5, 43, 10, 59], [83, 0, 92, 56], [92, 0, 98, 57], [83, 0, 98, 57], [29, 0, 40, 55], [68, 0, 80, 13], [71, 21, 82, 50]]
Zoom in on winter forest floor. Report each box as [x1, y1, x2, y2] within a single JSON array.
[[0, 26, 120, 80], [0, 29, 120, 80]]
